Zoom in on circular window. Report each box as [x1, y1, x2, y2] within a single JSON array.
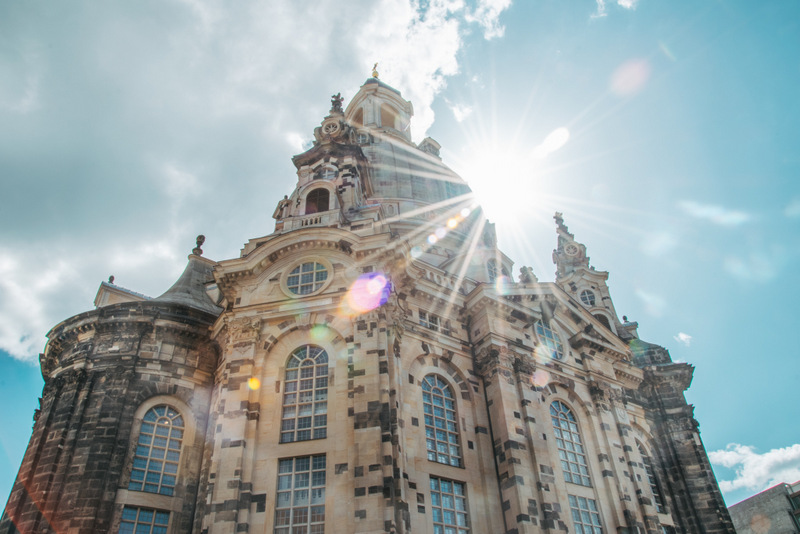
[[535, 320, 565, 360], [580, 290, 596, 307], [285, 261, 329, 296]]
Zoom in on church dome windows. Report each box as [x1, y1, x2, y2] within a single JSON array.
[[580, 290, 596, 307], [535, 320, 565, 361], [285, 261, 330, 296], [304, 188, 330, 215]]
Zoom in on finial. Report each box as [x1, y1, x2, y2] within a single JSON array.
[[372, 62, 379, 79], [108, 275, 115, 284], [193, 234, 205, 256], [330, 93, 344, 114]]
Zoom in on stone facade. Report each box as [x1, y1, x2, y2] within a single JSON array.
[[728, 481, 800, 534], [1, 77, 734, 533]]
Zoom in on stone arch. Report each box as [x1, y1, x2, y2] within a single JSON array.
[[408, 353, 472, 402]]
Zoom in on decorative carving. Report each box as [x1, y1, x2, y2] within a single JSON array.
[[330, 93, 344, 114], [372, 62, 379, 79], [226, 316, 262, 346], [519, 266, 537, 284], [193, 235, 205, 256]]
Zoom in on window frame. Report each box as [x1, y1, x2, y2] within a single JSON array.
[[280, 345, 329, 444], [568, 494, 603, 534], [128, 405, 184, 496], [637, 442, 666, 514], [535, 320, 565, 361], [274, 455, 327, 534], [551, 400, 592, 487], [281, 258, 333, 298], [419, 310, 440, 332], [422, 374, 462, 467], [119, 506, 171, 534], [579, 289, 596, 307], [429, 475, 470, 534]]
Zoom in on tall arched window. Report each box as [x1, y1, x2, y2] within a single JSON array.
[[305, 188, 330, 214], [637, 442, 666, 513], [551, 401, 591, 487], [422, 375, 461, 467], [535, 320, 565, 360], [487, 260, 498, 282], [128, 405, 184, 496], [281, 346, 329, 443]]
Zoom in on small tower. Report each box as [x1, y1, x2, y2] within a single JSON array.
[[552, 212, 624, 336]]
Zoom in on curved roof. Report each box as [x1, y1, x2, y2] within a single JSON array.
[[153, 255, 223, 316]]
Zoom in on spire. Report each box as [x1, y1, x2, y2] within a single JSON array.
[[552, 212, 590, 280], [153, 237, 222, 316]]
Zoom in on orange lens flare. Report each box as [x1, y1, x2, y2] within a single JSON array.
[[248, 377, 261, 390]]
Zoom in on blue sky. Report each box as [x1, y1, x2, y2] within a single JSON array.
[[1, 0, 798, 507]]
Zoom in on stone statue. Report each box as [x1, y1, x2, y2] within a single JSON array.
[[330, 93, 343, 114], [519, 266, 537, 283], [193, 235, 205, 256]]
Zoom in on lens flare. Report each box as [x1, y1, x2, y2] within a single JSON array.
[[460, 208, 471, 218], [534, 345, 555, 364], [343, 272, 391, 314], [410, 246, 423, 258], [310, 325, 328, 341], [427, 234, 438, 244], [447, 218, 459, 229], [494, 275, 511, 295], [248, 377, 261, 390], [610, 59, 651, 96], [435, 227, 447, 239], [531, 370, 551, 388]]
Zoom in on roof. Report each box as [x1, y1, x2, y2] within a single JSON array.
[[152, 254, 223, 316]]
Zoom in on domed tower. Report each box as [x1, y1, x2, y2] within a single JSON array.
[[1, 238, 222, 533]]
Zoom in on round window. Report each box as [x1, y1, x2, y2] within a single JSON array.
[[535, 320, 565, 360], [286, 261, 329, 295], [580, 290, 596, 307]]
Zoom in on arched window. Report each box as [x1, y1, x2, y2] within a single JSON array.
[[550, 401, 591, 487], [637, 442, 666, 513], [594, 314, 612, 331], [129, 405, 184, 496], [535, 320, 565, 360], [380, 104, 396, 129], [305, 188, 330, 214], [487, 260, 498, 282], [281, 346, 329, 443], [580, 290, 596, 307], [422, 375, 461, 467]]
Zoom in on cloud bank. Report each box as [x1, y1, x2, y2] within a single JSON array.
[[710, 443, 800, 494], [0, 0, 511, 360]]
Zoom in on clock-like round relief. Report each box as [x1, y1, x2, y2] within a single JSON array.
[[565, 243, 579, 256], [322, 121, 340, 135], [282, 259, 333, 297]]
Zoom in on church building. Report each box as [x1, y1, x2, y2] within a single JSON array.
[[1, 74, 734, 533]]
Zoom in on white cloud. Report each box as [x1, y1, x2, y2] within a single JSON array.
[[593, 0, 640, 17], [709, 443, 800, 494], [673, 332, 692, 346], [678, 200, 752, 226], [532, 127, 570, 160], [0, 0, 515, 362], [641, 231, 678, 257], [447, 100, 474, 122], [466, 0, 512, 39]]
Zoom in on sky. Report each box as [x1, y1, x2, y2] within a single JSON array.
[[1, 0, 799, 508]]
